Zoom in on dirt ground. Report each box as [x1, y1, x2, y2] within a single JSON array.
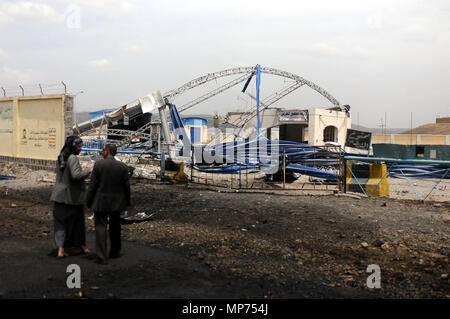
[[0, 163, 449, 299]]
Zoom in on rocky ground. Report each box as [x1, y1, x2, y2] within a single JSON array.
[[0, 162, 449, 299]]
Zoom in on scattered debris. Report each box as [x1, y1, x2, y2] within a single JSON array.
[[0, 175, 16, 180], [361, 242, 369, 248], [39, 177, 54, 183], [121, 212, 155, 224], [373, 240, 384, 247], [334, 193, 364, 200], [169, 162, 189, 184]]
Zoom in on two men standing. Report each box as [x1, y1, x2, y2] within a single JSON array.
[[86, 144, 131, 264]]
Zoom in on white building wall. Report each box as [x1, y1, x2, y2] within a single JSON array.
[[224, 108, 351, 146], [308, 108, 351, 146]]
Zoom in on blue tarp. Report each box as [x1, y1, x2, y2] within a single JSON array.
[[0, 175, 16, 180], [170, 104, 191, 145], [286, 164, 338, 181], [195, 137, 340, 181], [89, 109, 115, 120], [387, 164, 450, 179]]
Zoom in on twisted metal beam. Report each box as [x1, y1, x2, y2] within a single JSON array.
[[178, 73, 252, 113], [80, 128, 153, 140], [163, 66, 340, 108], [229, 81, 305, 128]]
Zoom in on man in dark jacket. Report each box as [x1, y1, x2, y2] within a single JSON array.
[[86, 144, 131, 264]]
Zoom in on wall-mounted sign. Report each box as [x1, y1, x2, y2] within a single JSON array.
[[278, 110, 308, 124], [345, 129, 372, 150]]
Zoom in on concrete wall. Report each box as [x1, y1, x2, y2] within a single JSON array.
[[372, 134, 450, 146], [0, 100, 14, 156], [0, 94, 73, 161]]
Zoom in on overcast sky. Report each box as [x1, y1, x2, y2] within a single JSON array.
[[1, 0, 449, 128]]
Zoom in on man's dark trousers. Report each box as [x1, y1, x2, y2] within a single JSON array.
[[94, 211, 121, 261], [86, 156, 131, 263]]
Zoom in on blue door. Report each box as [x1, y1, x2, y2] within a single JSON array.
[[190, 127, 201, 143]]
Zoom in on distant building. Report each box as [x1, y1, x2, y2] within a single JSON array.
[[402, 116, 450, 135], [221, 107, 351, 146], [371, 116, 450, 146], [181, 117, 208, 144]]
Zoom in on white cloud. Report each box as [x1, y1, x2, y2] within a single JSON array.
[[305, 43, 370, 59], [0, 2, 65, 25], [0, 48, 7, 59], [125, 44, 145, 53], [120, 39, 149, 53], [367, 13, 384, 30], [63, 0, 137, 18], [401, 23, 436, 43], [89, 59, 110, 67], [0, 66, 34, 83], [365, 3, 445, 43], [151, 0, 395, 17], [0, 9, 14, 26]]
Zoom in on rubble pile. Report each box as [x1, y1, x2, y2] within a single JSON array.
[[0, 162, 32, 177], [79, 154, 161, 180], [0, 162, 56, 189]]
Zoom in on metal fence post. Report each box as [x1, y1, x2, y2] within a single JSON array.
[[161, 151, 165, 179], [191, 145, 194, 182], [282, 147, 286, 189]]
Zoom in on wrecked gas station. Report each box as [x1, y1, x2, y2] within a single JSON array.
[[0, 65, 449, 299]]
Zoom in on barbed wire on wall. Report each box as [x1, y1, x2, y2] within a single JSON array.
[[0, 82, 67, 97]]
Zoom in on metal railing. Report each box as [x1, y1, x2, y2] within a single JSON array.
[[188, 144, 342, 192]]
